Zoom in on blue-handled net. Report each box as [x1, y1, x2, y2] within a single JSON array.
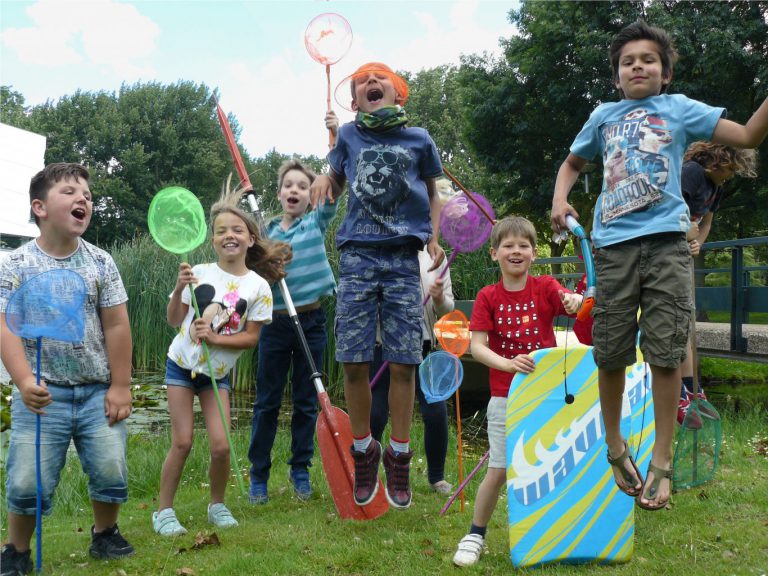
[[6, 269, 87, 342], [419, 350, 464, 404]]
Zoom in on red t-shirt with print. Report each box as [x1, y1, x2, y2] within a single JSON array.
[[470, 275, 571, 397]]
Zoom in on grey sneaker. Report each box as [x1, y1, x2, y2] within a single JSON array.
[[1, 543, 33, 575], [453, 533, 485, 567], [430, 480, 453, 495], [89, 524, 135, 560], [152, 507, 187, 536], [208, 503, 238, 528]]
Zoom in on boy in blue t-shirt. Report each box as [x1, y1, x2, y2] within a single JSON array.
[[311, 62, 445, 509], [551, 20, 768, 511]]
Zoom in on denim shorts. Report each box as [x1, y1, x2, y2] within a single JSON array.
[[335, 244, 423, 365], [164, 358, 230, 393], [6, 383, 128, 516], [592, 233, 692, 370], [487, 396, 507, 469]]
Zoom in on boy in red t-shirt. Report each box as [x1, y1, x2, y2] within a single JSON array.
[[453, 216, 582, 567]]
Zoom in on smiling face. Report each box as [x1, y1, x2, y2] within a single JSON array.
[[491, 233, 536, 282], [278, 169, 312, 222], [351, 71, 400, 113], [212, 211, 254, 264], [616, 39, 671, 100], [32, 175, 93, 241]]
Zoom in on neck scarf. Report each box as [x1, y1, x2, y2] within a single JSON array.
[[355, 105, 408, 132]]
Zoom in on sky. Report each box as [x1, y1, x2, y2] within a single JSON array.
[[1, 0, 518, 159]]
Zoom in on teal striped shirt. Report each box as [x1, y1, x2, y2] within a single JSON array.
[[266, 202, 337, 311]]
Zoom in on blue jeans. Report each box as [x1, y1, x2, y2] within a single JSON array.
[[370, 343, 449, 484], [248, 308, 326, 482], [6, 383, 128, 515]]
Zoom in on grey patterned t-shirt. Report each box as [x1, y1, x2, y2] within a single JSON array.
[[0, 238, 128, 385]]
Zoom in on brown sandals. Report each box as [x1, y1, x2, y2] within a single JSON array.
[[636, 462, 673, 511], [606, 440, 644, 497]]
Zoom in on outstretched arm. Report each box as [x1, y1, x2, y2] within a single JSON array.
[[712, 98, 768, 148]]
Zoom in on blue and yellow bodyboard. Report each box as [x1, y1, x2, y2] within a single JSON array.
[[506, 346, 654, 567]]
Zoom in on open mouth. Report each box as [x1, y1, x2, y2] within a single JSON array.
[[367, 88, 384, 103], [71, 207, 86, 221], [222, 241, 239, 249], [287, 197, 299, 206]]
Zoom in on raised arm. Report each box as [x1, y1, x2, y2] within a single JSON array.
[[310, 168, 345, 209], [712, 98, 768, 148]]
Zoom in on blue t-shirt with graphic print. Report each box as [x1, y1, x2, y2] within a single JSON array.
[[570, 94, 724, 248], [328, 122, 443, 248]]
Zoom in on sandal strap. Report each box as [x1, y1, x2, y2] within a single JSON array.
[[642, 462, 673, 501], [606, 440, 636, 485]]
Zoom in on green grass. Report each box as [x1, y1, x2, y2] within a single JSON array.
[[1, 409, 766, 576]]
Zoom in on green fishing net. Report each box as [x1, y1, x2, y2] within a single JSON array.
[[148, 186, 207, 255], [673, 398, 722, 490]]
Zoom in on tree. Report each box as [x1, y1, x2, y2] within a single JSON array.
[[459, 0, 768, 254]]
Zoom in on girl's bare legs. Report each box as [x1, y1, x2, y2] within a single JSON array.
[[158, 386, 195, 510], [199, 387, 232, 504]]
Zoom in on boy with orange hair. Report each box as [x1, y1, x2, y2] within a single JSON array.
[[311, 62, 445, 509]]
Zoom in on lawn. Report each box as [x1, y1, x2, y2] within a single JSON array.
[[1, 405, 766, 576]]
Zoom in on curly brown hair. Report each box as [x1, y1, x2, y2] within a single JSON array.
[[210, 179, 292, 285], [684, 142, 758, 178]]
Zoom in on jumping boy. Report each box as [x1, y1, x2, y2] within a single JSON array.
[[310, 62, 445, 509], [1, 163, 134, 574], [551, 20, 768, 511], [452, 217, 582, 567]]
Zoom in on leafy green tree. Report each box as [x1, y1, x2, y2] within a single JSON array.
[[459, 0, 768, 255]]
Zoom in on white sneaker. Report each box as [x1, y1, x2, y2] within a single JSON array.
[[152, 508, 187, 536], [453, 533, 485, 567], [207, 503, 238, 528]]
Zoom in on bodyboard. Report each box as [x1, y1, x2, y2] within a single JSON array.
[[506, 346, 654, 567]]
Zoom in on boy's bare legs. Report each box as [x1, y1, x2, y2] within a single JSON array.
[[344, 363, 372, 437], [680, 341, 694, 381], [471, 467, 506, 528], [158, 386, 195, 510], [599, 367, 642, 494], [92, 501, 120, 532], [7, 513, 35, 552], [641, 364, 680, 507], [388, 363, 415, 441], [199, 388, 232, 504]]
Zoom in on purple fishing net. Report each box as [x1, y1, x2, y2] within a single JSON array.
[[439, 192, 495, 253]]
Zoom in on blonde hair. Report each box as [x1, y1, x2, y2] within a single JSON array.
[[490, 216, 537, 250], [277, 158, 317, 192], [684, 142, 758, 178], [210, 177, 292, 284]]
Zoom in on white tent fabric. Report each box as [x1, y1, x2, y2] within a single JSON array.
[[0, 122, 46, 241]]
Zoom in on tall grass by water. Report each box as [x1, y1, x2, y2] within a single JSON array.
[[0, 407, 765, 575]]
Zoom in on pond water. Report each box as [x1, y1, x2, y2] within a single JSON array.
[[127, 371, 768, 436], [129, 371, 257, 434]]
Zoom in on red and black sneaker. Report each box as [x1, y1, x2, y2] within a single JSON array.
[[383, 445, 414, 509], [350, 440, 382, 506]]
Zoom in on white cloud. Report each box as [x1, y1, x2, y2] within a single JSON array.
[[2, 0, 159, 76], [227, 0, 514, 158]]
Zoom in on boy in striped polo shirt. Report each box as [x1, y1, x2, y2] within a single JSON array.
[[247, 159, 337, 504]]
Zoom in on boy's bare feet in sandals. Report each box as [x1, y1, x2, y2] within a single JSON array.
[[637, 462, 672, 511], [606, 439, 643, 497]]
